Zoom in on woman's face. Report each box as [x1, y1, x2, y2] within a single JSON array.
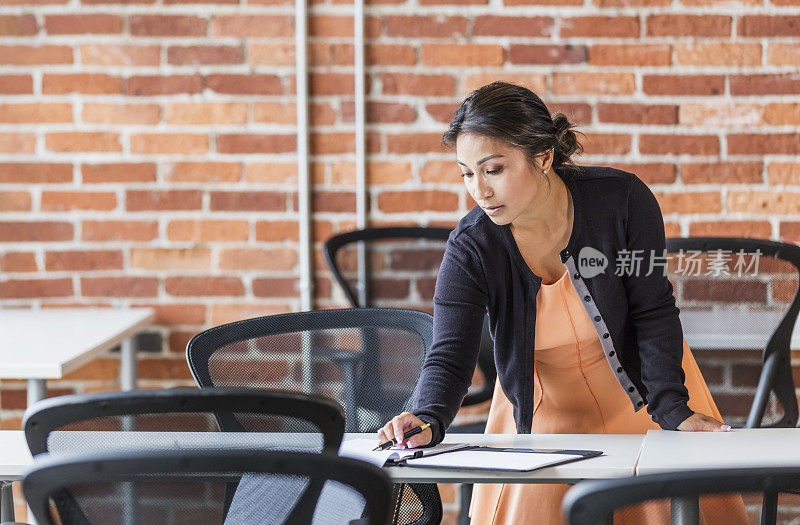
[[455, 133, 551, 227]]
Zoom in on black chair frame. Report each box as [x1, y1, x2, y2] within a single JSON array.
[[666, 237, 800, 428], [23, 448, 393, 525], [24, 387, 346, 456], [562, 466, 800, 525]]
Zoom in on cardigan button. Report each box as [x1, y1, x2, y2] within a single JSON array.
[[617, 367, 623, 373], [602, 333, 609, 339], [584, 295, 591, 302], [573, 273, 580, 279], [594, 315, 601, 322], [608, 351, 615, 356], [628, 386, 635, 392]]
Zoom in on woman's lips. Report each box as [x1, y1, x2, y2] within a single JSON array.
[[483, 205, 503, 216]]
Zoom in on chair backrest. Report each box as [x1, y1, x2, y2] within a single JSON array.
[[186, 308, 443, 525], [23, 387, 345, 457], [23, 448, 393, 525], [323, 227, 497, 408], [665, 237, 800, 428], [562, 466, 800, 525]]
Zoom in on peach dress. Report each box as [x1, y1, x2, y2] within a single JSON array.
[[469, 265, 748, 525]]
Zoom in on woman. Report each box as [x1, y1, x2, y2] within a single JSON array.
[[378, 82, 746, 524]]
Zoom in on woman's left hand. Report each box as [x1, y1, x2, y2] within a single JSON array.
[[676, 412, 731, 432]]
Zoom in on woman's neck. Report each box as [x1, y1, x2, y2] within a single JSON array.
[[511, 175, 573, 251]]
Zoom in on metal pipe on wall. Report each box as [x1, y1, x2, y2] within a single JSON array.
[[354, 0, 368, 307]]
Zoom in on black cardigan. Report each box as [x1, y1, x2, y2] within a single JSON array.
[[411, 164, 694, 446]]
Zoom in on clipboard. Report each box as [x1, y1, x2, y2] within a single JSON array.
[[399, 446, 603, 472]]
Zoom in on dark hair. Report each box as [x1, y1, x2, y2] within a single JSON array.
[[442, 81, 585, 177]]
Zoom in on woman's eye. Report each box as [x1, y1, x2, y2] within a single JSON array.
[[460, 172, 473, 178], [487, 167, 502, 175]]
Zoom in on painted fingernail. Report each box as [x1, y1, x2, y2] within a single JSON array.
[[721, 425, 730, 430]]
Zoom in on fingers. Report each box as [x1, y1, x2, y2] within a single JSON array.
[[377, 412, 423, 448]]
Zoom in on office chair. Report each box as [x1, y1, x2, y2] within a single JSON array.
[[186, 307, 442, 525], [562, 466, 800, 525], [23, 448, 393, 525], [665, 237, 800, 428]]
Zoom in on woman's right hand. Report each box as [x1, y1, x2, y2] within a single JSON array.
[[378, 412, 433, 449]]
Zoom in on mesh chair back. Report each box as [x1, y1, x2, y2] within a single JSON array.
[[187, 308, 442, 525], [24, 388, 345, 457], [562, 466, 800, 525], [323, 227, 496, 408], [24, 448, 393, 525], [665, 237, 800, 428]]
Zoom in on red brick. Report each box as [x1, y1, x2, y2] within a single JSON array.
[[378, 191, 459, 213], [420, 44, 503, 66], [0, 75, 33, 94], [552, 72, 635, 95], [80, 44, 160, 66], [728, 191, 800, 214], [82, 0, 154, 3], [0, 45, 72, 65], [167, 220, 249, 242], [0, 133, 34, 154], [165, 277, 244, 297], [0, 222, 72, 242], [680, 162, 763, 184], [473, 15, 551, 36], [130, 15, 207, 36], [598, 103, 678, 125], [143, 304, 206, 326], [45, 250, 123, 271], [163, 162, 241, 183], [82, 163, 156, 183], [640, 134, 720, 155], [340, 102, 415, 124], [384, 15, 467, 37], [0, 15, 38, 35], [45, 132, 122, 153], [131, 248, 210, 270], [676, 42, 761, 66], [728, 134, 800, 155], [210, 191, 287, 212], [41, 191, 117, 211], [0, 103, 72, 123], [646, 15, 731, 36], [509, 45, 587, 64], [589, 44, 671, 66], [309, 191, 356, 213], [216, 134, 296, 154], [379, 74, 455, 96], [167, 45, 243, 65], [0, 253, 38, 272], [82, 221, 158, 242], [561, 16, 639, 37], [82, 104, 160, 125], [643, 75, 724, 96], [205, 74, 283, 95], [62, 358, 119, 380], [131, 134, 208, 155], [245, 162, 298, 184], [0, 191, 31, 211], [253, 277, 301, 298], [255, 221, 299, 242], [168, 331, 196, 353], [654, 192, 722, 215], [309, 72, 357, 96], [1, 388, 73, 410], [219, 248, 297, 271], [764, 103, 800, 126], [165, 102, 247, 125], [767, 43, 800, 66], [679, 102, 762, 127], [386, 133, 447, 154], [462, 74, 547, 96], [212, 15, 292, 37], [126, 190, 202, 211], [44, 14, 121, 34], [309, 14, 357, 37], [739, 15, 800, 36], [138, 358, 194, 380], [126, 75, 203, 96], [689, 221, 772, 238], [731, 74, 800, 95], [365, 44, 415, 66], [248, 43, 295, 66], [768, 163, 800, 185], [0, 278, 72, 299]]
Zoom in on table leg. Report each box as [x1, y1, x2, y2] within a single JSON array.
[[27, 379, 46, 405], [120, 337, 137, 391], [0, 481, 14, 523], [671, 496, 699, 525]]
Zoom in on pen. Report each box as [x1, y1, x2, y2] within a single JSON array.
[[372, 422, 431, 451]]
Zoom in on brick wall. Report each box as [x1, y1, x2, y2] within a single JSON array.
[[1, 0, 799, 522]]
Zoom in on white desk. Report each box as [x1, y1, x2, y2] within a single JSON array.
[[636, 427, 800, 474], [0, 308, 154, 405]]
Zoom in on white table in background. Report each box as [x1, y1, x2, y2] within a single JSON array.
[[0, 308, 154, 405], [680, 310, 800, 349], [636, 428, 800, 525]]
